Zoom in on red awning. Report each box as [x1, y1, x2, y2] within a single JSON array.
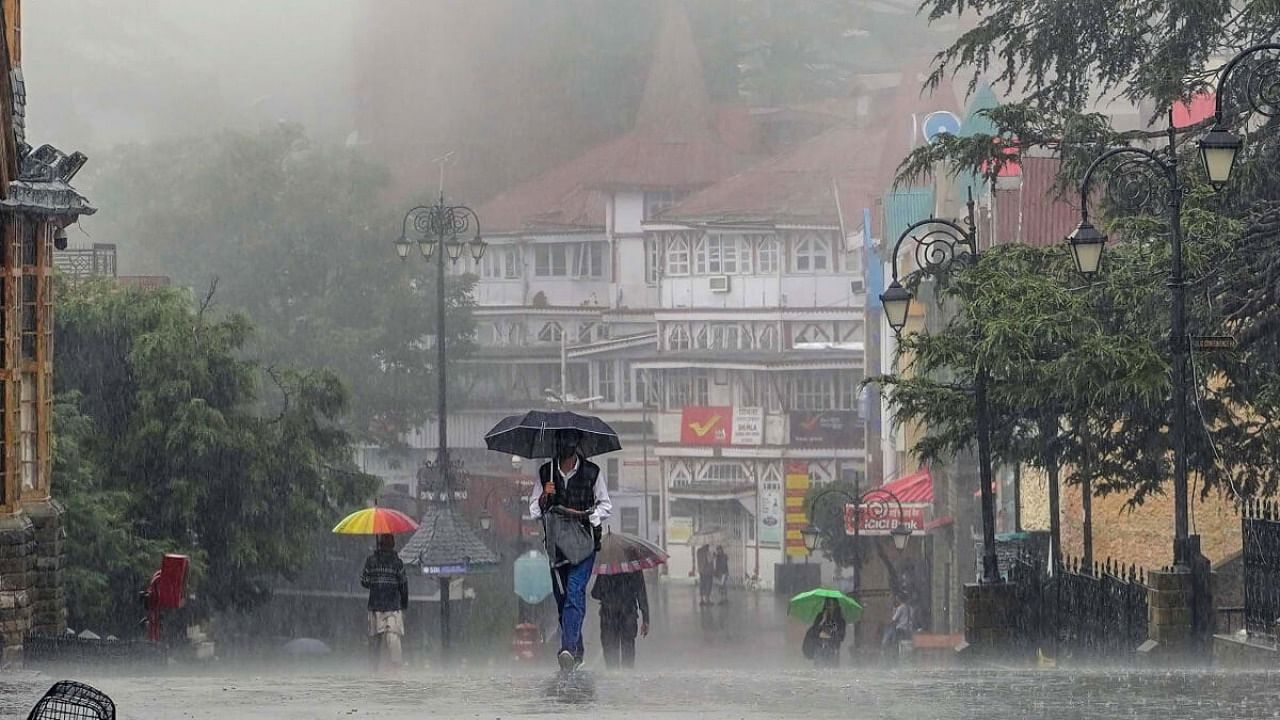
[[879, 467, 933, 504]]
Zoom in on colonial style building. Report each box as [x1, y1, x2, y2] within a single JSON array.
[[0, 0, 94, 664]]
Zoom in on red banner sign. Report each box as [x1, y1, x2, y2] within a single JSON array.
[[680, 406, 733, 445], [843, 504, 927, 536]]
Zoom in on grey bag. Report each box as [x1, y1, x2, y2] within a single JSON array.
[[543, 508, 595, 567]]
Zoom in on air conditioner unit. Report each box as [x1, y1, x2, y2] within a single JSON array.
[[709, 275, 731, 293]]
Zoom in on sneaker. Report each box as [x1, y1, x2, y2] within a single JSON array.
[[557, 649, 575, 671]]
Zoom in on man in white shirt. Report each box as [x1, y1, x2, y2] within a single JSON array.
[[528, 429, 612, 670]]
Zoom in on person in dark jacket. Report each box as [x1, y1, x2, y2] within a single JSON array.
[[803, 598, 847, 668], [713, 546, 730, 604], [527, 429, 613, 671], [591, 550, 650, 669], [361, 533, 409, 670], [696, 544, 713, 606]]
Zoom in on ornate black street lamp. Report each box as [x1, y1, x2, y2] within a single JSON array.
[[878, 193, 1001, 584], [394, 191, 492, 657], [801, 487, 913, 595], [396, 192, 486, 490], [1066, 122, 1198, 567], [1198, 43, 1280, 188]]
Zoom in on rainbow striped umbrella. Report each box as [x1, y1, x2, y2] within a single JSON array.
[[332, 507, 419, 535]]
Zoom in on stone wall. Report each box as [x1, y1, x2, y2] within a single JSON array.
[[1019, 466, 1243, 571], [0, 511, 33, 667], [24, 499, 66, 636]]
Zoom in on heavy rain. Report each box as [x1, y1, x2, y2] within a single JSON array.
[[2, 1, 1280, 718]]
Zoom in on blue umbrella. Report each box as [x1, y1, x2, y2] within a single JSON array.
[[514, 550, 553, 604]]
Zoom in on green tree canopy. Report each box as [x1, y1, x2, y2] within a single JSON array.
[[77, 124, 476, 441], [881, 0, 1280, 502], [54, 280, 377, 635]]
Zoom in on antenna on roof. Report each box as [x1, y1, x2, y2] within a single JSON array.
[[432, 151, 457, 198]]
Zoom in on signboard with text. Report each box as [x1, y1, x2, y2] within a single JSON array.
[[681, 406, 733, 445], [680, 406, 766, 446], [789, 411, 861, 446], [843, 504, 927, 536], [759, 484, 782, 545], [784, 461, 811, 557]]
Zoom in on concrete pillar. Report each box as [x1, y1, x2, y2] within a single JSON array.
[[0, 511, 34, 667], [1139, 567, 1211, 663], [24, 498, 65, 636], [959, 581, 1022, 660]]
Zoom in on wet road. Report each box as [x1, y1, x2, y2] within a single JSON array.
[[5, 585, 1280, 719], [6, 667, 1280, 720]]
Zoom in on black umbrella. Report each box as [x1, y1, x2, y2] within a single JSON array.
[[484, 409, 622, 458]]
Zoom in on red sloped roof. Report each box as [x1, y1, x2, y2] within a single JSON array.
[[476, 131, 741, 233], [879, 467, 933, 504], [661, 124, 889, 226], [992, 156, 1081, 247]]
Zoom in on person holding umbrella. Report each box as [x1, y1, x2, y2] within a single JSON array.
[[361, 533, 409, 670], [333, 506, 418, 672], [527, 428, 613, 671], [789, 588, 861, 669], [591, 532, 667, 669]]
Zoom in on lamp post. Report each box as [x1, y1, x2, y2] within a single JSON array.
[[879, 192, 1001, 584], [1066, 120, 1197, 567], [396, 191, 486, 492], [396, 191, 486, 655], [801, 487, 913, 596], [1197, 43, 1280, 189]]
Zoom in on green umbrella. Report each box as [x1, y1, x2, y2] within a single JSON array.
[[788, 587, 863, 623]]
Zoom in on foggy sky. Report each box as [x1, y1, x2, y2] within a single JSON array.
[[22, 0, 357, 155]]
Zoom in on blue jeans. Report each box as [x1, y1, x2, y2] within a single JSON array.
[[552, 553, 595, 658]]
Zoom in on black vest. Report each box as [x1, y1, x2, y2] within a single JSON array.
[[539, 456, 600, 513]]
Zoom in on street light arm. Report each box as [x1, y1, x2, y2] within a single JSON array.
[[1211, 42, 1280, 124], [1077, 145, 1176, 225], [886, 217, 979, 286], [402, 205, 439, 240]]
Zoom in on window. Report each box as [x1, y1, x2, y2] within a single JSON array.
[[598, 361, 616, 402], [645, 237, 661, 285], [644, 190, 685, 219], [537, 322, 563, 343], [482, 246, 521, 279], [578, 322, 596, 344], [792, 233, 831, 273], [650, 496, 661, 523], [576, 242, 604, 278], [535, 244, 567, 277], [759, 325, 780, 351], [793, 375, 835, 410], [708, 324, 744, 350], [700, 461, 751, 485], [693, 324, 708, 350], [666, 370, 709, 409], [666, 324, 691, 352], [757, 236, 779, 274], [737, 373, 759, 407], [621, 507, 640, 535], [20, 373, 35, 491], [21, 276, 36, 360], [793, 323, 831, 346], [695, 234, 752, 275], [665, 233, 690, 276], [837, 374, 859, 410], [606, 458, 620, 492]]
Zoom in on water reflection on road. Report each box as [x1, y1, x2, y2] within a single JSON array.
[[7, 667, 1280, 720]]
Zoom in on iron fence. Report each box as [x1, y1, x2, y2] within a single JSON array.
[[1242, 500, 1280, 639], [1009, 551, 1148, 663]]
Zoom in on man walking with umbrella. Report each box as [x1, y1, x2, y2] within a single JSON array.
[[528, 429, 613, 671]]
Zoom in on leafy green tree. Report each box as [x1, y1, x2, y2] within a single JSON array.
[[54, 279, 377, 634], [76, 124, 475, 440], [887, 0, 1280, 501]]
